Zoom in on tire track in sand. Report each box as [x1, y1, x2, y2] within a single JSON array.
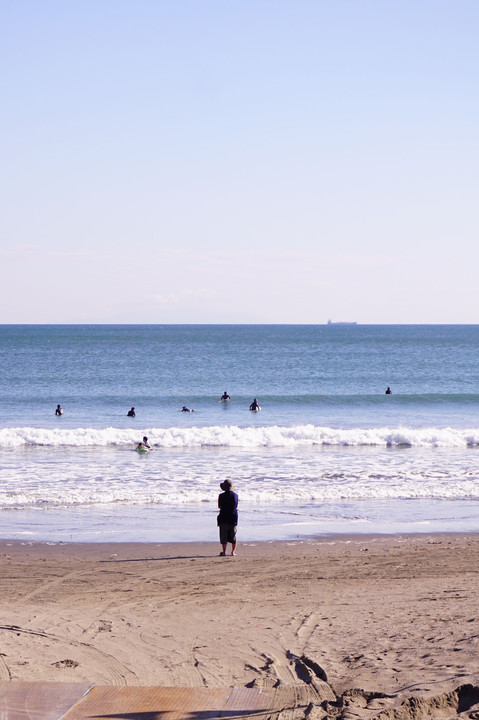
[[0, 652, 12, 681], [0, 624, 137, 685]]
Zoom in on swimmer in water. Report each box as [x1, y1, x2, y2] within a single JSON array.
[[55, 404, 63, 416]]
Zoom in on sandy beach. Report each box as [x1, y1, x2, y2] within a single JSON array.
[[1, 534, 479, 718]]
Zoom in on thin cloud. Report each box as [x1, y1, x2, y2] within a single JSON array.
[[154, 248, 395, 269], [47, 250, 97, 259], [151, 288, 218, 305]]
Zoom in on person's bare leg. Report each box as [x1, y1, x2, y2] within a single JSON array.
[[231, 542, 236, 556], [220, 543, 227, 555]]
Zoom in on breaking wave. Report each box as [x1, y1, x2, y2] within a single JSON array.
[[2, 424, 479, 448]]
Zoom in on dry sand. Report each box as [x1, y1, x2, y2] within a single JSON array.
[[1, 534, 479, 718]]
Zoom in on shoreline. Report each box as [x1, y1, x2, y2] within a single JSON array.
[[2, 529, 479, 563], [0, 530, 479, 557], [2, 496, 479, 544], [1, 529, 479, 561], [2, 528, 479, 545]]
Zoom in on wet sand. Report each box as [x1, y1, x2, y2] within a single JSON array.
[[1, 534, 479, 717]]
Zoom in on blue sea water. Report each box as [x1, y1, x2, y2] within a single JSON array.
[[1, 324, 479, 542]]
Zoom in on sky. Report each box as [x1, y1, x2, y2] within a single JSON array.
[[1, 0, 478, 324]]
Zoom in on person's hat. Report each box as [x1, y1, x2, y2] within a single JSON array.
[[220, 479, 234, 491]]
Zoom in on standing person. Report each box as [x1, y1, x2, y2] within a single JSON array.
[[217, 479, 238, 556], [55, 404, 63, 416]]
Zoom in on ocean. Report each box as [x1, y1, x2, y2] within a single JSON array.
[[1, 324, 479, 542]]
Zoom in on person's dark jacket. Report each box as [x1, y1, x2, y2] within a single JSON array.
[[218, 491, 238, 525]]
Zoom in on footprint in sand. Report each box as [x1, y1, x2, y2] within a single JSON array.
[[52, 659, 80, 669]]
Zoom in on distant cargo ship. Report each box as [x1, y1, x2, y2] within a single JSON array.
[[327, 320, 357, 325]]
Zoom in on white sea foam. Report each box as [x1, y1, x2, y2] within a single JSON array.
[[2, 424, 479, 448], [1, 470, 478, 509], [1, 425, 479, 518], [0, 431, 479, 511]]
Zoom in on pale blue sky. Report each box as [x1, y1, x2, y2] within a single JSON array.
[[1, 1, 478, 323]]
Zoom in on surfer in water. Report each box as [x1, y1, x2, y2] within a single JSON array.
[[127, 407, 136, 417], [220, 391, 230, 401], [385, 387, 392, 395], [182, 406, 194, 412], [249, 398, 260, 411], [136, 436, 151, 451], [55, 404, 63, 416]]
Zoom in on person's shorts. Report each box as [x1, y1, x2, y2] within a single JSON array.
[[219, 523, 237, 545]]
